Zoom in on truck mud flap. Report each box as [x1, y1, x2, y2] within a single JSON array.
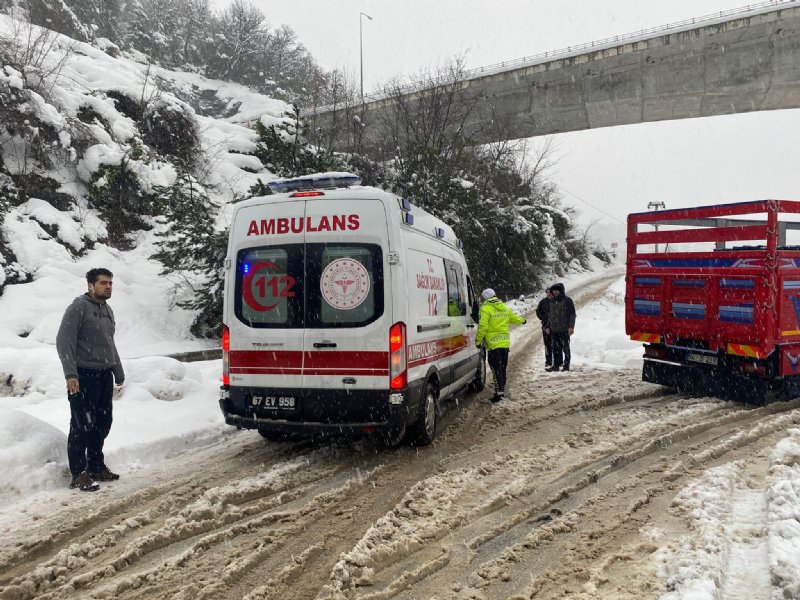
[[643, 359, 771, 405]]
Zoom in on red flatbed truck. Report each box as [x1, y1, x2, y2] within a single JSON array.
[[626, 199, 800, 404]]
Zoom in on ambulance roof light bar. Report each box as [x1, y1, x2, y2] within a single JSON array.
[[268, 173, 362, 194]]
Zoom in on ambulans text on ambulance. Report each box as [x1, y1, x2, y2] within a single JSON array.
[[247, 214, 360, 236]]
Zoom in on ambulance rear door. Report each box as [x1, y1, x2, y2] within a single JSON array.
[[228, 198, 307, 413], [301, 196, 392, 395]]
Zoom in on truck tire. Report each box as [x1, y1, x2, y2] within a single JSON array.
[[410, 381, 438, 446], [468, 349, 486, 392]]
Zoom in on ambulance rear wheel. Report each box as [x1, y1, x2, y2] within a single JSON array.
[[380, 424, 406, 448], [410, 381, 438, 446], [258, 429, 290, 442], [468, 350, 486, 392]]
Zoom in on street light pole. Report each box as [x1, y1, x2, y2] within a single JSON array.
[[648, 201, 666, 253], [360, 12, 372, 101]]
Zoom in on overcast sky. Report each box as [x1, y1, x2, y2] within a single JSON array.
[[251, 0, 800, 241]]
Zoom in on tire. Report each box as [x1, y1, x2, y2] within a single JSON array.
[[410, 381, 438, 446], [258, 429, 290, 442], [468, 349, 486, 392], [379, 424, 407, 448]]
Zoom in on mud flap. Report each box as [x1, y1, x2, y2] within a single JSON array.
[[643, 359, 770, 405]]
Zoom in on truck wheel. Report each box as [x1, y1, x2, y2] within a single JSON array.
[[410, 381, 438, 446], [468, 349, 486, 392]]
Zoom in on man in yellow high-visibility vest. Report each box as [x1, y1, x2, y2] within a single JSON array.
[[476, 288, 526, 402]]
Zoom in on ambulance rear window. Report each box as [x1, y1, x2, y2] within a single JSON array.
[[235, 243, 383, 328]]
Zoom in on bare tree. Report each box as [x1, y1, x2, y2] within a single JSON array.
[[0, 9, 75, 98], [372, 55, 482, 160], [211, 0, 268, 81]]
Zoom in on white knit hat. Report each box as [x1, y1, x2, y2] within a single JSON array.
[[481, 288, 495, 300]]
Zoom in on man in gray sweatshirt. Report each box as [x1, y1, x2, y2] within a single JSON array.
[[56, 268, 125, 491]]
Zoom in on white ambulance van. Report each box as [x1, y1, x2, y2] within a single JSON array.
[[218, 172, 485, 445]]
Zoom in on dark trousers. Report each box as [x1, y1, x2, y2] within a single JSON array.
[[551, 331, 571, 369], [542, 329, 553, 365], [68, 368, 114, 477], [487, 348, 510, 394]]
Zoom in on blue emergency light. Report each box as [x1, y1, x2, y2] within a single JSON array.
[[435, 227, 445, 238], [268, 173, 362, 193]]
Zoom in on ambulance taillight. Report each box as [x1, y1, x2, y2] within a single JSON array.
[[389, 322, 407, 389], [222, 324, 230, 385]]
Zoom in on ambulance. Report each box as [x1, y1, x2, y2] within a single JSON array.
[[218, 172, 485, 445]]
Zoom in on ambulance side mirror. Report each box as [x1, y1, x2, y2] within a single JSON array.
[[471, 301, 480, 323]]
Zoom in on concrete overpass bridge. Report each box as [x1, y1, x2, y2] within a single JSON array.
[[307, 0, 800, 151]]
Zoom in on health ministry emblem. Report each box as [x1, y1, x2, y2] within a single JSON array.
[[321, 258, 370, 310]]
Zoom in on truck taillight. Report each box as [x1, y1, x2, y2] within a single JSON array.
[[389, 322, 407, 390], [222, 324, 230, 385]]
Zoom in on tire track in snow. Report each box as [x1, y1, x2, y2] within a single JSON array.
[[0, 443, 356, 600], [493, 403, 800, 599], [316, 398, 800, 599], [11, 270, 791, 600]]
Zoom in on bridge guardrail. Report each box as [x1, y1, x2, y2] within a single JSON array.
[[307, 0, 800, 115]]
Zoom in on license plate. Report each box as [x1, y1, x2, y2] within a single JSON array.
[[686, 352, 718, 366], [250, 395, 298, 411]]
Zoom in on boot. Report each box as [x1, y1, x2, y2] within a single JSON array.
[[90, 465, 120, 481], [69, 471, 100, 492]]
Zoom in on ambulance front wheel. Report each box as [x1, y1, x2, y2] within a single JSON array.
[[410, 381, 438, 446], [468, 349, 486, 393]]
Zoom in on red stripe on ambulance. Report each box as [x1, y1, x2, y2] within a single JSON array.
[[407, 335, 470, 368], [229, 350, 389, 376]]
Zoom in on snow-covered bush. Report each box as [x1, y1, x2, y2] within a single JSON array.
[[141, 98, 200, 170], [151, 172, 226, 337], [88, 159, 153, 248], [252, 106, 343, 177]]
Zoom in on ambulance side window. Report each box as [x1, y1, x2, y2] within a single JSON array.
[[466, 275, 479, 323], [444, 259, 467, 317]]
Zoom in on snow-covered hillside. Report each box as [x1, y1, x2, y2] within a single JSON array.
[[0, 13, 294, 495], [0, 17, 292, 354], [0, 12, 290, 285]]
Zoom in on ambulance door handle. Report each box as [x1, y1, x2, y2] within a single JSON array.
[[313, 342, 337, 348]]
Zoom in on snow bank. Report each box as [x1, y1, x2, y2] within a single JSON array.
[[655, 429, 800, 599], [0, 357, 226, 501], [768, 429, 800, 599], [0, 407, 68, 499]]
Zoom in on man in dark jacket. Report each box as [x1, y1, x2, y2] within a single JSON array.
[[535, 287, 554, 368], [56, 268, 125, 491], [544, 282, 576, 372]]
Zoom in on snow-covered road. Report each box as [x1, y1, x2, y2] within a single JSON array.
[[2, 271, 800, 600]]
